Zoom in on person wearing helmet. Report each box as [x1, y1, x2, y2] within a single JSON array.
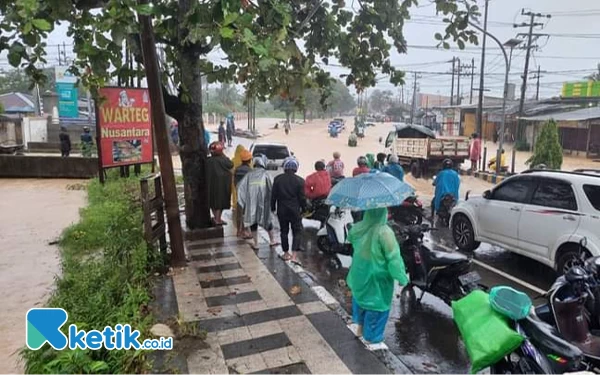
[[432, 158, 460, 215], [206, 142, 233, 225], [373, 153, 387, 171], [305, 160, 332, 201], [353, 156, 371, 176], [232, 146, 254, 238], [272, 157, 306, 264], [237, 154, 278, 249], [80, 126, 94, 157], [382, 155, 404, 182], [59, 126, 71, 157], [327, 152, 345, 178]]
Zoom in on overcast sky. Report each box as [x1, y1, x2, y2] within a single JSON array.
[[10, 0, 600, 101]]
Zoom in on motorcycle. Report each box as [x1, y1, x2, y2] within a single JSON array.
[[430, 175, 456, 227], [331, 175, 345, 187], [390, 195, 424, 225], [532, 239, 600, 371], [304, 198, 330, 228], [395, 223, 482, 305], [316, 206, 354, 269]]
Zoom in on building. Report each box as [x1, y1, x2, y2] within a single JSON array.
[[0, 92, 36, 115]]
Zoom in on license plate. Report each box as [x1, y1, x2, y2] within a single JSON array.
[[458, 271, 481, 286]]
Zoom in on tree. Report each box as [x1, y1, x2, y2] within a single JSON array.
[[0, 0, 479, 229], [270, 96, 296, 123], [303, 80, 355, 118], [369, 89, 394, 113], [526, 119, 563, 170], [0, 68, 55, 94], [386, 104, 409, 121]]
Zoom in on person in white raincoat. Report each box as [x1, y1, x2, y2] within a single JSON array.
[[237, 154, 279, 250]]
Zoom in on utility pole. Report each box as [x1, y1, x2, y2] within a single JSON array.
[[514, 9, 551, 140], [476, 0, 489, 135], [456, 57, 462, 105], [137, 0, 186, 266], [470, 58, 475, 104], [532, 65, 542, 101], [410, 72, 419, 124], [450, 57, 456, 106], [57, 44, 62, 66]]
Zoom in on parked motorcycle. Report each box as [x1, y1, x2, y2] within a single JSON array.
[[316, 206, 354, 269], [390, 195, 424, 225], [395, 223, 482, 305], [304, 198, 330, 227]]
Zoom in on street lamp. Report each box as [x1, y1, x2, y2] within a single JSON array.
[[469, 21, 509, 176], [503, 38, 523, 72]]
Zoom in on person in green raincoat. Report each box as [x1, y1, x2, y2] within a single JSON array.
[[346, 208, 409, 344], [365, 153, 376, 169]]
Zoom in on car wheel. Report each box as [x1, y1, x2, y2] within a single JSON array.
[[410, 162, 422, 179], [556, 246, 590, 275], [452, 214, 480, 251]]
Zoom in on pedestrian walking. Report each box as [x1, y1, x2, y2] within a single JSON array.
[[226, 114, 235, 147], [218, 121, 226, 144], [326, 151, 345, 178], [272, 157, 306, 264], [347, 207, 408, 344], [237, 154, 278, 250], [353, 156, 371, 176], [469, 133, 481, 171], [206, 142, 233, 225], [170, 120, 179, 145], [80, 126, 94, 157], [232, 146, 253, 238], [59, 126, 71, 157]]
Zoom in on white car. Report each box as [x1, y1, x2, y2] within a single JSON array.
[[450, 170, 600, 274], [249, 142, 292, 171]]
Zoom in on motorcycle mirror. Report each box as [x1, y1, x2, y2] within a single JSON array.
[[483, 190, 491, 199], [465, 190, 471, 201], [581, 237, 588, 249]]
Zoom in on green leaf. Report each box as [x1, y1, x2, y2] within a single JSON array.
[[258, 58, 275, 71], [457, 39, 465, 50], [223, 12, 239, 26], [442, 42, 450, 49], [22, 22, 32, 35], [7, 51, 21, 67], [242, 28, 256, 44], [135, 4, 153, 16], [220, 27, 235, 39], [31, 19, 52, 31], [251, 43, 268, 56], [434, 32, 442, 41]]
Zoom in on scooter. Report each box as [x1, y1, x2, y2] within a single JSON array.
[[396, 223, 482, 305], [304, 198, 330, 228], [390, 195, 424, 225], [316, 206, 354, 269]]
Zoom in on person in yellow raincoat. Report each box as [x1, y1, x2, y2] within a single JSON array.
[[231, 145, 251, 237], [347, 207, 408, 344], [488, 148, 507, 172]]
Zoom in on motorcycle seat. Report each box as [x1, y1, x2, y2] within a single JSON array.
[[521, 314, 583, 361], [424, 249, 469, 267]]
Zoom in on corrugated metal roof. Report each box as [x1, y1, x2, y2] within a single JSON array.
[[520, 106, 600, 122]]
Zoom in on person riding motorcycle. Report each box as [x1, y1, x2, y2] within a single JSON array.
[[305, 161, 332, 201], [432, 159, 460, 215], [353, 156, 371, 176], [488, 148, 507, 172], [382, 155, 404, 182], [348, 131, 358, 147]]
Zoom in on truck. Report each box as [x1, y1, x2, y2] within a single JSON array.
[[384, 123, 469, 178]]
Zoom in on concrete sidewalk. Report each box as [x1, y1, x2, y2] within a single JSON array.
[[172, 226, 396, 374]]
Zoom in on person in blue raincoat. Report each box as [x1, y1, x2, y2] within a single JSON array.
[[382, 155, 404, 181], [432, 158, 460, 214]]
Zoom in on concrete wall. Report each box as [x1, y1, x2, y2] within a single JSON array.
[[0, 117, 23, 145], [0, 155, 98, 178], [22, 116, 48, 146]]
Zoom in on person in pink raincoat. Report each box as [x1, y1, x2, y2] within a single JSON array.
[[469, 133, 482, 172]]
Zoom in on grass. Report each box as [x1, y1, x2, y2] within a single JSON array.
[[21, 168, 164, 374]]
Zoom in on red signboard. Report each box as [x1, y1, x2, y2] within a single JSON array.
[[97, 87, 153, 168]]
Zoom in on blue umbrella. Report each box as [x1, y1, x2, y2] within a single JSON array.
[[326, 172, 415, 211]]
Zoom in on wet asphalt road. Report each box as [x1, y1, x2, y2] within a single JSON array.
[[293, 216, 560, 374]]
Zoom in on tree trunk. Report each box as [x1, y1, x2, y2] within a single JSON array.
[[166, 0, 211, 229]]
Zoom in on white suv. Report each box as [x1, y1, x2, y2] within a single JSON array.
[[249, 142, 292, 171], [450, 170, 600, 274]]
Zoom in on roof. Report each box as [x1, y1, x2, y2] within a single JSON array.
[[520, 106, 600, 122], [0, 92, 35, 113], [393, 123, 436, 138]]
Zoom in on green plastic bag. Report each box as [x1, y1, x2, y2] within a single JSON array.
[[452, 290, 524, 373]]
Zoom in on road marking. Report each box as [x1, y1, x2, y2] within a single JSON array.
[[431, 241, 547, 295]]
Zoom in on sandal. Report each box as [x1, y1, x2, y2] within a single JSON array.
[[269, 242, 280, 247], [250, 243, 259, 250], [291, 259, 303, 267], [279, 253, 292, 261]]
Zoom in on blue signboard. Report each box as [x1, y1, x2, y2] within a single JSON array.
[[56, 82, 78, 118]]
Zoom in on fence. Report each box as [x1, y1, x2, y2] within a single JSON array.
[[140, 174, 168, 255]]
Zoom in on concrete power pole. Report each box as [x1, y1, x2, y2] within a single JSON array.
[[470, 58, 475, 104], [450, 57, 456, 106], [476, 0, 489, 136], [409, 72, 419, 124], [515, 9, 551, 140], [456, 58, 462, 105]]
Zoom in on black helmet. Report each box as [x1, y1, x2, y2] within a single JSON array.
[[443, 158, 453, 169], [357, 156, 367, 166]]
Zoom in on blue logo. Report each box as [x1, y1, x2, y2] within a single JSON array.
[[26, 308, 172, 351]]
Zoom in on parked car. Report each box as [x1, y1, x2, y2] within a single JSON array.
[[450, 170, 600, 274], [249, 142, 292, 171]]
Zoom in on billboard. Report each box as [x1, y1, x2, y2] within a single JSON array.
[[97, 87, 153, 168], [55, 66, 79, 118], [562, 81, 600, 98]]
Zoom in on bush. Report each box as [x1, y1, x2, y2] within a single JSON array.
[[526, 119, 563, 170], [21, 173, 163, 374]]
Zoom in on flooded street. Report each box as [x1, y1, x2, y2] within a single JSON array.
[[0, 179, 86, 372]]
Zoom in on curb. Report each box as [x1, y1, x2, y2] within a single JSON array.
[[459, 168, 514, 184]]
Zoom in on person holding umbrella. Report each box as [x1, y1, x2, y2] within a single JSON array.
[[325, 172, 412, 345]]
